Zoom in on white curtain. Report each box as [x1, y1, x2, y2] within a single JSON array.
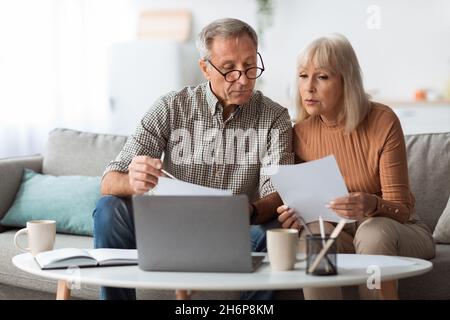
[[0, 0, 134, 158]]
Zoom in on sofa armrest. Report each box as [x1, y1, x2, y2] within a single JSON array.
[[0, 155, 43, 231]]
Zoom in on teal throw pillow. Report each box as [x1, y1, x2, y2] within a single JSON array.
[[1, 169, 101, 236]]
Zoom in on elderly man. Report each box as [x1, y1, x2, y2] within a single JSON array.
[[93, 18, 294, 300]]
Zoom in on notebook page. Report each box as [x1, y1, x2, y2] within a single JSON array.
[[35, 248, 91, 266], [86, 249, 138, 263]]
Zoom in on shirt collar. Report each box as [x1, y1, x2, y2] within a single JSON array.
[[204, 81, 256, 116]]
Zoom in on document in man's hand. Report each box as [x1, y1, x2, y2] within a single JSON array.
[[151, 177, 232, 196], [271, 155, 351, 224], [35, 248, 138, 270]]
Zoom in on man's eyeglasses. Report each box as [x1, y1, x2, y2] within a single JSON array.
[[207, 52, 265, 83]]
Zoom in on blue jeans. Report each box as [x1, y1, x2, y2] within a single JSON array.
[[93, 195, 277, 300], [93, 195, 136, 300]]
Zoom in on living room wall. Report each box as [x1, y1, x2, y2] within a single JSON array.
[[133, 0, 450, 108], [0, 0, 449, 157]]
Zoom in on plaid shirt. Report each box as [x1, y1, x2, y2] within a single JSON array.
[[105, 82, 294, 202]]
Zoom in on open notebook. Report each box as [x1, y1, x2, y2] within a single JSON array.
[[35, 248, 138, 270]]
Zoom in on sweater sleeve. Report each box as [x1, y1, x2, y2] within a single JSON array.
[[372, 113, 414, 223]]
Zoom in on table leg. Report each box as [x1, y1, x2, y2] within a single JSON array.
[[379, 280, 398, 300], [56, 280, 71, 300], [175, 290, 194, 300]]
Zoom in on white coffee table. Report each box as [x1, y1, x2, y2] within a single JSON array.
[[12, 253, 432, 300]]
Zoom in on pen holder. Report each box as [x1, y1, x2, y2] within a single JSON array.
[[306, 234, 337, 276]]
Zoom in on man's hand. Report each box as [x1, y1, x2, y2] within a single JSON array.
[[276, 205, 301, 231], [128, 156, 163, 195], [327, 192, 377, 220]]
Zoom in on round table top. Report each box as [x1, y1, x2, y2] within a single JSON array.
[[12, 253, 432, 291]]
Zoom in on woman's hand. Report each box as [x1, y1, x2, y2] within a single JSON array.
[[276, 205, 301, 231], [327, 192, 377, 220]]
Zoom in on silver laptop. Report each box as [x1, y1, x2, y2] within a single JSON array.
[[132, 195, 263, 273]]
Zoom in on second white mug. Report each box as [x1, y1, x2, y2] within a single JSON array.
[[14, 220, 56, 256], [266, 228, 299, 271]]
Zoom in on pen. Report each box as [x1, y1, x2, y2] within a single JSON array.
[[319, 216, 331, 273], [161, 169, 177, 180], [296, 212, 334, 271], [319, 216, 327, 247], [308, 218, 346, 274]]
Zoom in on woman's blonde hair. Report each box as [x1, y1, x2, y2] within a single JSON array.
[[294, 34, 370, 133]]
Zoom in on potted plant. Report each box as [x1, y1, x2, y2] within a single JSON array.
[[256, 0, 274, 48]]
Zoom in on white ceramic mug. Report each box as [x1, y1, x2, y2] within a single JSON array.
[[266, 228, 299, 271], [14, 220, 56, 256]]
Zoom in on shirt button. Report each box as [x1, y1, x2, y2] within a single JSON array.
[[215, 171, 220, 177], [395, 209, 399, 213]]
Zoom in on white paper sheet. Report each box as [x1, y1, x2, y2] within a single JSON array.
[[150, 176, 233, 196], [271, 155, 350, 223]]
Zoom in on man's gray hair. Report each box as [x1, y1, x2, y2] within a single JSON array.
[[196, 18, 258, 60]]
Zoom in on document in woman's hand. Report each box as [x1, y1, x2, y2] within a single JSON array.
[[271, 155, 352, 224]]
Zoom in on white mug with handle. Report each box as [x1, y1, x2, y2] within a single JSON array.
[[267, 228, 300, 271], [14, 220, 56, 256]]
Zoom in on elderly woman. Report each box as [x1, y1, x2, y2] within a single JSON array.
[[277, 34, 435, 300]]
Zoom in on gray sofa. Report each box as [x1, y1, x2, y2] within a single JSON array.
[[0, 128, 449, 300]]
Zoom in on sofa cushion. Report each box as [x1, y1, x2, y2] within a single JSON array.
[[433, 196, 450, 243], [405, 132, 450, 231], [43, 128, 127, 176], [0, 169, 100, 236], [399, 244, 450, 299]]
